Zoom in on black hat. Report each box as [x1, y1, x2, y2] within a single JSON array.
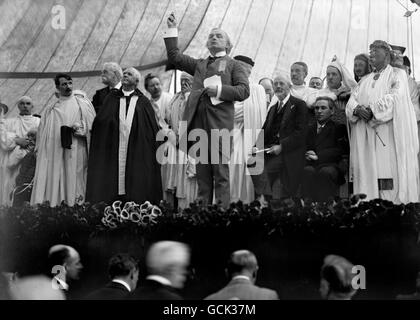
[[390, 44, 406, 54], [234, 55, 255, 67], [0, 103, 8, 115]]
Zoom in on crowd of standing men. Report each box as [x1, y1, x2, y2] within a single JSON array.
[[0, 13, 419, 209]]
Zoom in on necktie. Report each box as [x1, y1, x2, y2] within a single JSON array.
[[276, 101, 283, 114], [207, 56, 218, 66]]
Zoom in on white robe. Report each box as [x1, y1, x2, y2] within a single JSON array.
[[152, 92, 175, 201], [0, 115, 40, 206], [291, 84, 317, 106], [230, 83, 267, 203], [346, 65, 419, 203], [30, 94, 95, 207]]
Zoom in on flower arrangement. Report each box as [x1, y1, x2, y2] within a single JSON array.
[[101, 200, 162, 229]]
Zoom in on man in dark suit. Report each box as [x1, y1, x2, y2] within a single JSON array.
[[250, 74, 307, 204], [163, 13, 250, 208], [205, 250, 278, 300], [85, 253, 139, 300], [302, 96, 348, 201], [131, 241, 190, 300], [92, 62, 123, 114]]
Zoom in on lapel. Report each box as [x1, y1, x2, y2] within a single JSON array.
[[315, 120, 333, 147], [280, 97, 293, 129]]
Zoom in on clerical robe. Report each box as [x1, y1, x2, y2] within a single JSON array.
[[0, 115, 40, 206], [31, 95, 95, 207], [229, 83, 267, 203], [86, 89, 162, 205], [346, 65, 419, 203]]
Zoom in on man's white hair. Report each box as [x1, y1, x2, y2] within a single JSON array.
[[273, 72, 292, 87], [146, 241, 190, 275], [103, 62, 123, 80], [124, 67, 142, 86]]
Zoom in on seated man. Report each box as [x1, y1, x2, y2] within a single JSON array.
[[250, 74, 307, 204], [205, 250, 278, 300], [302, 97, 348, 201], [86, 253, 139, 300], [320, 255, 357, 300]]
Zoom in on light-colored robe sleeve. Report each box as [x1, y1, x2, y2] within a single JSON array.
[[0, 119, 18, 151], [6, 147, 28, 169], [346, 89, 360, 124], [368, 70, 404, 125]]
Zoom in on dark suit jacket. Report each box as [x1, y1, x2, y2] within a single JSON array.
[[130, 279, 182, 300], [261, 95, 307, 194], [164, 36, 249, 137], [92, 86, 111, 114], [306, 119, 349, 184], [205, 278, 279, 300], [85, 281, 130, 300]]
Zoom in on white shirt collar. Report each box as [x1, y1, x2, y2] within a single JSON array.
[[280, 93, 290, 106], [146, 275, 172, 286], [232, 275, 251, 282], [211, 51, 226, 58], [122, 89, 135, 97], [113, 82, 122, 90], [112, 279, 131, 292], [54, 276, 69, 291]]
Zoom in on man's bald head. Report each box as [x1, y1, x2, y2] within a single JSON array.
[[48, 245, 82, 282], [226, 250, 259, 282]]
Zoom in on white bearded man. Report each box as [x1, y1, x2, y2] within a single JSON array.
[[346, 40, 419, 203], [230, 55, 267, 203], [0, 96, 40, 206], [31, 74, 96, 207]]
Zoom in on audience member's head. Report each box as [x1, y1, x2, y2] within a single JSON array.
[[326, 65, 342, 90], [180, 72, 194, 94], [354, 53, 372, 82], [369, 40, 392, 70], [122, 67, 141, 91], [309, 77, 323, 89], [259, 77, 274, 104], [206, 28, 232, 55], [273, 73, 292, 101], [320, 254, 356, 300], [290, 62, 308, 86], [144, 73, 162, 100], [234, 55, 255, 78], [226, 250, 259, 284], [390, 44, 405, 69], [146, 241, 190, 289], [9, 275, 65, 300], [101, 62, 123, 87], [48, 245, 83, 283], [108, 253, 139, 291], [16, 96, 34, 116], [54, 73, 73, 97]]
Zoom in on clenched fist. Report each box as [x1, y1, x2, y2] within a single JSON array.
[[167, 12, 177, 28]]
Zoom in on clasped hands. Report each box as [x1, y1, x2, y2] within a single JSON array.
[[353, 105, 373, 121], [305, 150, 318, 161]]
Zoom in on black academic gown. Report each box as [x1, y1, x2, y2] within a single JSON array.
[[86, 88, 162, 205]]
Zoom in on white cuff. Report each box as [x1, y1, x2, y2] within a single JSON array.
[[216, 85, 222, 100], [163, 28, 178, 38]]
